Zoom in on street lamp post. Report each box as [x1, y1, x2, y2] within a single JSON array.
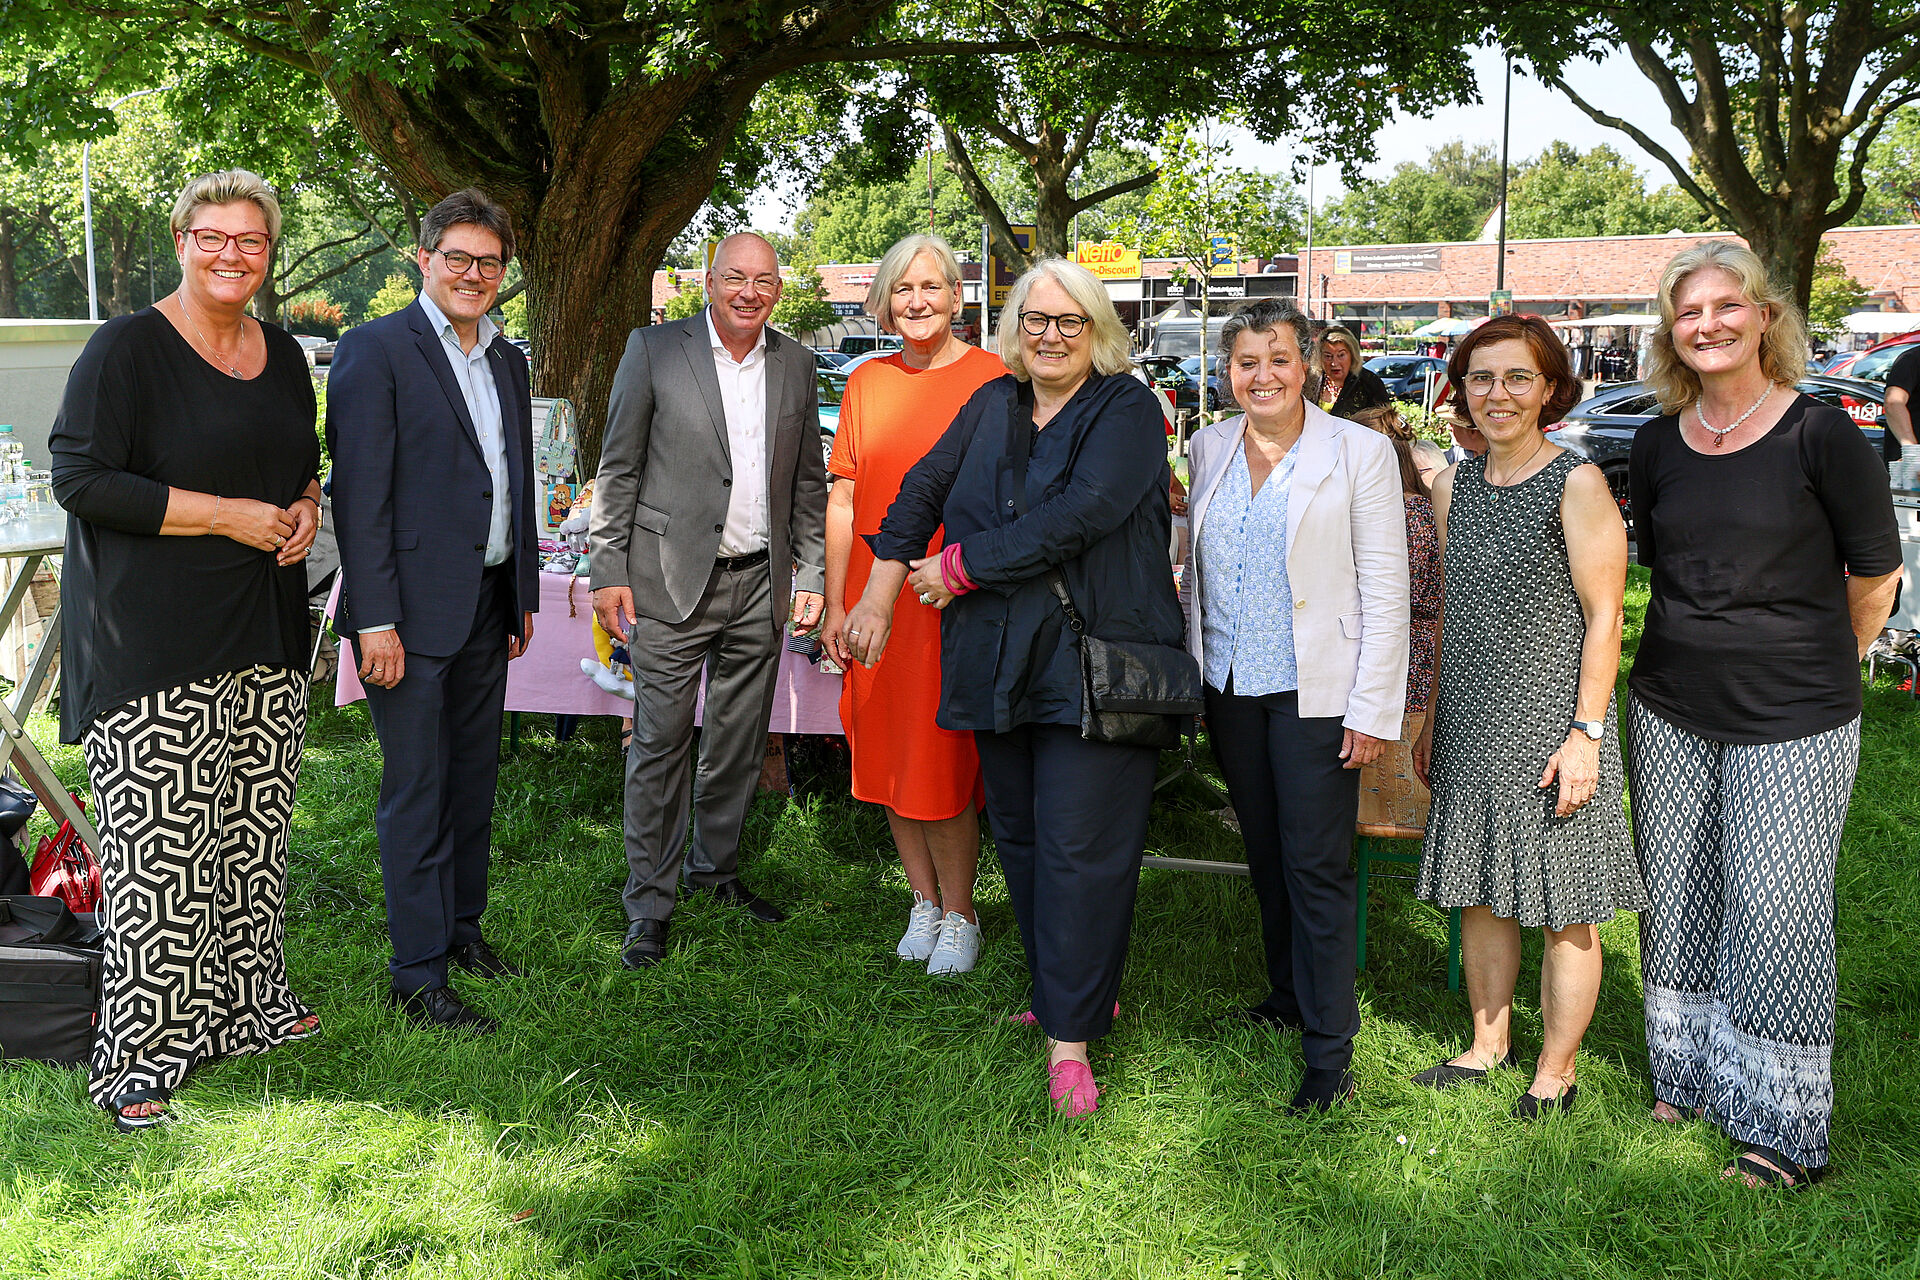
[[82, 86, 169, 322]]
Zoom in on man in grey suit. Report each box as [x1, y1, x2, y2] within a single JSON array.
[[589, 233, 828, 969]]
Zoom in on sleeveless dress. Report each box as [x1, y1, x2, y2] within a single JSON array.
[[1417, 451, 1647, 931]]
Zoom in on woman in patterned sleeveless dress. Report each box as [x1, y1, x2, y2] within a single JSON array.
[[1412, 315, 1648, 1118]]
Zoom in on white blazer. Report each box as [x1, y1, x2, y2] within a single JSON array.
[[1181, 402, 1410, 742]]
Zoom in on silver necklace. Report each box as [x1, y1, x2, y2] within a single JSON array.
[[1485, 433, 1547, 486], [1695, 383, 1774, 447], [177, 296, 248, 378]]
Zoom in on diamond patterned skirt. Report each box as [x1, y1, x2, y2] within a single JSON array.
[[1627, 695, 1858, 1170]]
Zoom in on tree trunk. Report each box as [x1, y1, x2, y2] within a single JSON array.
[[107, 213, 136, 318], [0, 213, 19, 318]]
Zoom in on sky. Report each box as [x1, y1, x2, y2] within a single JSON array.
[[752, 44, 1695, 229], [1234, 45, 1693, 196]]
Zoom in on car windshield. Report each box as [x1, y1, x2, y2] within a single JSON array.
[[1850, 345, 1913, 383], [817, 373, 845, 407]]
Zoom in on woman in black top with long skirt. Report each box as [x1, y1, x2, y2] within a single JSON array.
[[1627, 242, 1901, 1189], [50, 170, 324, 1132], [843, 259, 1182, 1119]]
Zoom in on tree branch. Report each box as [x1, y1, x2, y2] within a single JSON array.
[[281, 241, 390, 300], [1543, 71, 1737, 227], [940, 119, 1029, 274], [1067, 166, 1161, 217], [276, 222, 378, 279]]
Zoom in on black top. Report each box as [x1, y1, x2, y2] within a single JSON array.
[[1628, 395, 1900, 744], [870, 371, 1182, 734], [50, 308, 320, 742], [1329, 366, 1393, 418]]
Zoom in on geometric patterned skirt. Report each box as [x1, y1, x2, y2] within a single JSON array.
[[80, 666, 313, 1109], [1625, 695, 1859, 1170]]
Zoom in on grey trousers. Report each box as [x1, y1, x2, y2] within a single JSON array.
[[622, 559, 781, 923]]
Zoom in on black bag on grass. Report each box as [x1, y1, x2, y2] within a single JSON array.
[[0, 895, 101, 1067]]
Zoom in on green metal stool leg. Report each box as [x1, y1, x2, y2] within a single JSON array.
[[1447, 907, 1462, 991]]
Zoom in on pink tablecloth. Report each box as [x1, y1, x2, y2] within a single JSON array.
[[331, 572, 845, 733]]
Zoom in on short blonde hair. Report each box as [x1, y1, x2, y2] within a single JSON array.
[[995, 257, 1132, 380], [1321, 325, 1363, 370], [170, 169, 282, 241], [867, 234, 963, 335], [1644, 241, 1808, 413]]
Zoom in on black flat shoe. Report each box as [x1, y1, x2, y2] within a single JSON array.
[[1510, 1084, 1578, 1120], [388, 983, 498, 1034], [1286, 1067, 1356, 1116], [450, 938, 522, 979], [622, 918, 668, 969], [1412, 1046, 1521, 1090], [699, 878, 786, 924]]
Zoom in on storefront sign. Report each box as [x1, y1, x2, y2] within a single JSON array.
[[829, 301, 864, 317], [989, 225, 1036, 305], [1074, 241, 1142, 279], [1334, 247, 1443, 274]]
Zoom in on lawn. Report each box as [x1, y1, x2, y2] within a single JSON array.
[[4, 573, 1920, 1278]]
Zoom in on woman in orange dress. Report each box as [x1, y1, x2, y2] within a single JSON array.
[[822, 234, 1004, 975]]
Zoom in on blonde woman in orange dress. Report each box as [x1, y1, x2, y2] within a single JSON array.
[[821, 234, 1004, 974]]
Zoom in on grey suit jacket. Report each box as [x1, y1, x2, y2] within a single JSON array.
[[588, 311, 828, 626]]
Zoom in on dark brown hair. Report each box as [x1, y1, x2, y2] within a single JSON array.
[[1446, 314, 1579, 429], [1347, 405, 1429, 499], [419, 188, 516, 263]]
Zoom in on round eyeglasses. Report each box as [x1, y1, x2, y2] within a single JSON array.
[[1019, 311, 1089, 338], [427, 248, 507, 280], [1463, 370, 1540, 396]]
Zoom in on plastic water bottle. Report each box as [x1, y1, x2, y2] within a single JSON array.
[[0, 428, 23, 523]]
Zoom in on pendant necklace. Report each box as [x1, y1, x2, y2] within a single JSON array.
[[178, 296, 248, 378], [1695, 383, 1773, 447], [1486, 433, 1547, 487]]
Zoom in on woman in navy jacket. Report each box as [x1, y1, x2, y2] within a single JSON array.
[[844, 258, 1180, 1118]]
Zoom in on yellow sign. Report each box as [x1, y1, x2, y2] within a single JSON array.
[[1074, 241, 1142, 279], [989, 225, 1036, 306]]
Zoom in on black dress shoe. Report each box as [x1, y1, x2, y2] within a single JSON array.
[[700, 878, 786, 923], [1217, 1001, 1306, 1032], [622, 919, 668, 969], [450, 939, 522, 979], [388, 984, 498, 1034], [1286, 1067, 1356, 1116]]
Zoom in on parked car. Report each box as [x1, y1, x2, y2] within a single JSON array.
[[1554, 376, 1894, 540], [1134, 354, 1234, 415], [837, 334, 903, 357], [1826, 330, 1920, 383], [1365, 354, 1450, 405], [310, 340, 336, 367], [813, 348, 851, 370], [816, 369, 845, 464]]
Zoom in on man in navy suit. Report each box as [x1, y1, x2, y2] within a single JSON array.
[[327, 189, 538, 1033]]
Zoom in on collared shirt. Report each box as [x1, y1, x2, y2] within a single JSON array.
[[705, 308, 769, 555], [360, 293, 511, 636], [418, 289, 511, 567], [1199, 439, 1300, 696]]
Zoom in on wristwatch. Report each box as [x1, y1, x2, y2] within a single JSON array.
[[1571, 718, 1605, 741]]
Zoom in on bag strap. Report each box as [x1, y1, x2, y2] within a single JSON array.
[[1009, 383, 1087, 638]]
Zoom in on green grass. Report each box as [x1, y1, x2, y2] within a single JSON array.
[[4, 570, 1920, 1277]]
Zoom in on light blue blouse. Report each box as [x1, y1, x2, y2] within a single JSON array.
[[1199, 439, 1300, 696]]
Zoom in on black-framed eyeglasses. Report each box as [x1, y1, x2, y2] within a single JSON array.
[[1463, 370, 1540, 396], [427, 247, 506, 280], [1019, 310, 1089, 338], [183, 227, 272, 256]]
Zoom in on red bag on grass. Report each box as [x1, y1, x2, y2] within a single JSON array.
[[29, 798, 101, 915]]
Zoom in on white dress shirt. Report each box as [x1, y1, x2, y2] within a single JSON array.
[[361, 292, 513, 636], [705, 308, 770, 556]]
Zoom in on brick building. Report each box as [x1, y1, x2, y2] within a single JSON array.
[[1303, 225, 1920, 327]]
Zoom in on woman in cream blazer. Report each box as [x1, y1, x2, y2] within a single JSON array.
[[1180, 299, 1408, 1113]]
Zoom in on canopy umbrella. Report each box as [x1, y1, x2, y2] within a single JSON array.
[[1409, 317, 1476, 338], [1846, 311, 1920, 335]]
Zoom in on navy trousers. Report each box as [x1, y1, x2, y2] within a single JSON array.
[[1205, 684, 1360, 1072], [975, 723, 1158, 1042], [358, 566, 512, 995]]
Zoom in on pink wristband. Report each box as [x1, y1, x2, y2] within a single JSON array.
[[942, 543, 978, 594]]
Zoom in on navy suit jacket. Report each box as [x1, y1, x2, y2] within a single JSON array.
[[326, 299, 539, 656]]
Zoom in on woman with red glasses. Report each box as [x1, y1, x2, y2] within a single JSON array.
[[50, 169, 324, 1133]]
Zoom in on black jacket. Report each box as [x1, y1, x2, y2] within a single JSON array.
[[870, 372, 1181, 733], [1328, 365, 1393, 419]]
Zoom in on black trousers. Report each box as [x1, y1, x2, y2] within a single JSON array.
[[975, 722, 1158, 1042], [357, 566, 513, 995], [1205, 683, 1360, 1071]]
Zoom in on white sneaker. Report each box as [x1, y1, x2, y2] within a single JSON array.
[[926, 912, 981, 975], [896, 894, 943, 961], [581, 658, 635, 700]]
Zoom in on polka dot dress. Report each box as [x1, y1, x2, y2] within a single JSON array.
[[1417, 451, 1647, 931]]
